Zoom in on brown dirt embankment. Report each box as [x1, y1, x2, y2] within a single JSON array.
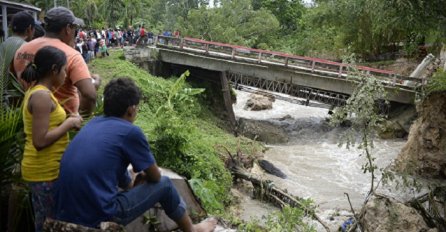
[[394, 91, 446, 179]]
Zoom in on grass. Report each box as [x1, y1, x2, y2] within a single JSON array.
[[425, 68, 446, 95], [88, 49, 263, 213]]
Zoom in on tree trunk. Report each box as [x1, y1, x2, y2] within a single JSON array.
[[230, 166, 331, 232]]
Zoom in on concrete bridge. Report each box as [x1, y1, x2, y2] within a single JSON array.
[[125, 36, 423, 107]]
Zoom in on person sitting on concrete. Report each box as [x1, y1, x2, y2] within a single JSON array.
[[53, 78, 217, 232]]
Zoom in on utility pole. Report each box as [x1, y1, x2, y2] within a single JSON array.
[[54, 0, 57, 7], [67, 0, 70, 9]]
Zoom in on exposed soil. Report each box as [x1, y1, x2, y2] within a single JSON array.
[[394, 91, 446, 179]]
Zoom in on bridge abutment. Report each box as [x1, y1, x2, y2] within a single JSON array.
[[124, 46, 238, 133]]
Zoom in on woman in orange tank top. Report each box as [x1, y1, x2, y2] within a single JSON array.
[[21, 46, 83, 232]]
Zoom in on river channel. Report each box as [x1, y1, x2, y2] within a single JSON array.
[[232, 89, 412, 230]]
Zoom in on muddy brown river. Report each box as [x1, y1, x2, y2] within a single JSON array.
[[232, 89, 420, 231]]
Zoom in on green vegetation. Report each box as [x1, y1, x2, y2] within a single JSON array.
[[0, 46, 31, 232], [19, 0, 446, 60], [264, 205, 316, 232], [426, 69, 446, 95], [235, 204, 316, 232], [330, 56, 387, 194], [88, 50, 262, 213]]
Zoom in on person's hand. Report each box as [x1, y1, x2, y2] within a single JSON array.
[[134, 172, 147, 186], [66, 115, 83, 129], [91, 74, 102, 90]]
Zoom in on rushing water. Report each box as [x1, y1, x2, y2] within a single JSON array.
[[233, 90, 411, 223]]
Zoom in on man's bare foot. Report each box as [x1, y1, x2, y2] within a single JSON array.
[[193, 217, 217, 232]]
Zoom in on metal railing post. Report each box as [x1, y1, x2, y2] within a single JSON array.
[[311, 60, 315, 72], [205, 44, 209, 54], [180, 38, 184, 49], [258, 52, 262, 63], [231, 48, 236, 59], [285, 57, 289, 67], [338, 65, 343, 77]]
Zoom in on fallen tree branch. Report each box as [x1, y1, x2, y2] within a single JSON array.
[[406, 188, 446, 232], [231, 166, 331, 232], [344, 193, 356, 217], [406, 193, 429, 205]]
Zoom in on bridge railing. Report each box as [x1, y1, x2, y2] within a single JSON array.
[[154, 35, 423, 89]]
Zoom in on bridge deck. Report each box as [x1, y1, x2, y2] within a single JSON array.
[[142, 36, 421, 104]]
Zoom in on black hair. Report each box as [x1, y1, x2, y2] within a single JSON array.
[[33, 22, 45, 39], [11, 11, 35, 34], [22, 46, 67, 83], [45, 21, 66, 34], [104, 78, 141, 117]]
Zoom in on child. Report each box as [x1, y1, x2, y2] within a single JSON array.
[[21, 46, 83, 232], [99, 39, 108, 57]]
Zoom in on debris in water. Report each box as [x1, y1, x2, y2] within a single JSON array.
[[258, 159, 287, 179]]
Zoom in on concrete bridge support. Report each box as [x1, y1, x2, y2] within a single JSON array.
[[124, 47, 238, 133]]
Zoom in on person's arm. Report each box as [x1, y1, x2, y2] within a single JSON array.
[[118, 169, 133, 190], [131, 164, 161, 187], [75, 78, 97, 117], [143, 163, 161, 182], [69, 54, 97, 117], [125, 127, 160, 183], [30, 91, 82, 150]]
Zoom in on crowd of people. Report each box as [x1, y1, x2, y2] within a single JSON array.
[[70, 26, 181, 63], [0, 7, 215, 232]]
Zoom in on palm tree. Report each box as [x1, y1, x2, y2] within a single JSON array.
[[0, 75, 24, 201], [0, 45, 27, 232], [70, 0, 101, 26], [99, 0, 125, 27], [123, 0, 143, 27]]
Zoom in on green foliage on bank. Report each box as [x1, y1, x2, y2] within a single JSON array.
[[89, 50, 261, 212], [426, 69, 446, 95]]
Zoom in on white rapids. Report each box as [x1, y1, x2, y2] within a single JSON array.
[[232, 89, 420, 231]]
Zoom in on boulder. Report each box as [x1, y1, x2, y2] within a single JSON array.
[[237, 118, 288, 144], [361, 195, 437, 232], [378, 120, 407, 139], [244, 93, 275, 111], [379, 105, 417, 139]]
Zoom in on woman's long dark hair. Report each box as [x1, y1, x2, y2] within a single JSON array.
[[22, 46, 67, 83]]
